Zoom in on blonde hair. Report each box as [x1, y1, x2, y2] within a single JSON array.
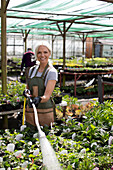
[[34, 41, 51, 58]]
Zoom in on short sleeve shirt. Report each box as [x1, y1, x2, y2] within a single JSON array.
[[28, 64, 58, 86]]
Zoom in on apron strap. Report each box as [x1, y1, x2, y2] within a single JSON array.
[[34, 65, 40, 77], [29, 65, 39, 78], [41, 63, 49, 78], [43, 66, 51, 82], [33, 63, 49, 78], [29, 63, 50, 83]]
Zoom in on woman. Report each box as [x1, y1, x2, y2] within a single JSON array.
[[25, 41, 58, 128]]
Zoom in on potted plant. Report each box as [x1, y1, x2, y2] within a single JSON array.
[[52, 87, 62, 104]]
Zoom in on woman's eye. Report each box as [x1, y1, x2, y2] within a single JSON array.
[[38, 51, 48, 54], [44, 51, 48, 54]]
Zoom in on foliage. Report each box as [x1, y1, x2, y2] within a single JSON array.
[[52, 86, 62, 97], [0, 100, 113, 169], [0, 81, 26, 106], [52, 57, 113, 67]]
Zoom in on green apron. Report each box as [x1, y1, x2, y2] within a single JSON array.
[[25, 64, 55, 127]]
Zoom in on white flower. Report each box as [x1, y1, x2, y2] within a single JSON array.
[[67, 116, 72, 120], [72, 133, 76, 140], [16, 134, 23, 141], [67, 128, 71, 132], [93, 167, 99, 170], [63, 128, 71, 133], [7, 168, 11, 170], [7, 143, 15, 152], [91, 142, 98, 148], [60, 101, 67, 107], [93, 121, 96, 125], [14, 150, 23, 158], [111, 125, 113, 131], [100, 128, 105, 135], [78, 122, 82, 126], [71, 142, 77, 147], [108, 136, 113, 145], [63, 129, 67, 132], [33, 149, 39, 156], [28, 141, 32, 145], [83, 138, 87, 141], [72, 163, 75, 168], [0, 157, 3, 163], [5, 129, 9, 133], [21, 161, 28, 168], [66, 116, 72, 123], [0, 168, 5, 170], [33, 133, 38, 138], [80, 148, 86, 154], [60, 150, 68, 154], [20, 125, 27, 131]]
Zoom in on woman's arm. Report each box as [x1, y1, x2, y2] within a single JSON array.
[[40, 80, 56, 103]]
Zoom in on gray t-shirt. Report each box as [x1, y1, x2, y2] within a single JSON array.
[[28, 64, 58, 86]]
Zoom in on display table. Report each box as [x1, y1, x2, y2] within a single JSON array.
[[60, 70, 113, 96], [0, 109, 23, 129]]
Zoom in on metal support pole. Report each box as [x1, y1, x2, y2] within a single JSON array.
[[1, 0, 7, 94], [1, 0, 8, 128], [98, 75, 103, 103], [74, 74, 77, 96]]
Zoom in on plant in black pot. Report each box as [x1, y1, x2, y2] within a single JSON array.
[[52, 87, 62, 104]]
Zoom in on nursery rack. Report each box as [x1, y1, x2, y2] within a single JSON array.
[[60, 70, 113, 96]]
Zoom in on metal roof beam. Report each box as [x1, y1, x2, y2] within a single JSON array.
[[98, 0, 113, 3], [4, 0, 10, 13]]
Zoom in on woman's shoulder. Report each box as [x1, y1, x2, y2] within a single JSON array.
[[29, 64, 39, 77], [48, 65, 57, 73]]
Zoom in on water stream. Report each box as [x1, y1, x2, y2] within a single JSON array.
[[32, 104, 62, 170]]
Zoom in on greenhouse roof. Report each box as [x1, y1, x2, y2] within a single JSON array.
[[1, 0, 113, 38]]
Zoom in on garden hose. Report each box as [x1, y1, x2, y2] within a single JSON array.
[[23, 89, 61, 169], [22, 97, 26, 125]]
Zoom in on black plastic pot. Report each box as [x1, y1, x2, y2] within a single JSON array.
[[2, 103, 14, 111], [0, 105, 3, 112], [54, 96, 62, 104], [13, 102, 22, 110]]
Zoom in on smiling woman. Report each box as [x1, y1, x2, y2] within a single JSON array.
[[25, 41, 58, 128]]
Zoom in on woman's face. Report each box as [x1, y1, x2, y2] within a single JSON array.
[[37, 45, 51, 64]]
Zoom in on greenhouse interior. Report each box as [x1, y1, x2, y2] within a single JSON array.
[[0, 0, 113, 169]]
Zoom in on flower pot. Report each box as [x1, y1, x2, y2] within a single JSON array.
[[0, 105, 3, 112], [6, 104, 15, 111], [1, 103, 14, 111], [54, 96, 62, 104], [14, 102, 22, 110]]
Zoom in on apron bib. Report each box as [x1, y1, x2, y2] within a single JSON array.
[[25, 64, 55, 127]]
